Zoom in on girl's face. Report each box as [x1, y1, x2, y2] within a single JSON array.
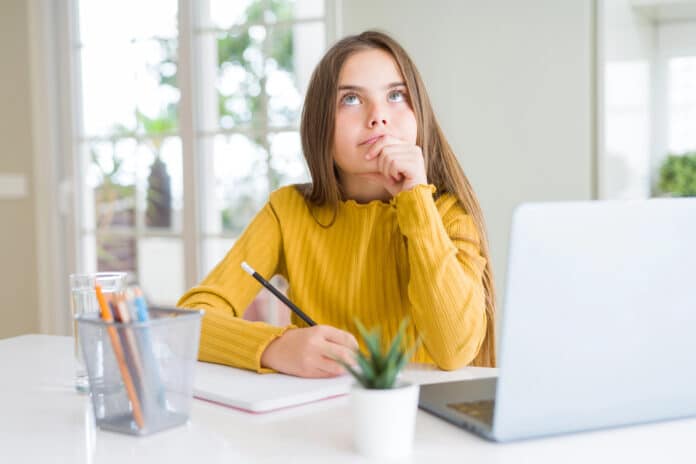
[[332, 49, 418, 181]]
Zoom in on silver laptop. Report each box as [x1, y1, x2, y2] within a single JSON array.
[[419, 198, 696, 442]]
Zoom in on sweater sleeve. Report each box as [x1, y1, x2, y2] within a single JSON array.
[[392, 184, 488, 370], [177, 201, 296, 373]]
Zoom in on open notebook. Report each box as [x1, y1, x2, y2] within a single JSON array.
[[193, 361, 354, 413]]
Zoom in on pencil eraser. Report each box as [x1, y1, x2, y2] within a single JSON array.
[[241, 261, 255, 275]]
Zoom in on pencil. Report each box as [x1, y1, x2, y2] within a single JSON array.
[[241, 261, 316, 326], [95, 284, 145, 430], [111, 293, 146, 393]]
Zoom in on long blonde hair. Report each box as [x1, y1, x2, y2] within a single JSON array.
[[299, 30, 497, 367]]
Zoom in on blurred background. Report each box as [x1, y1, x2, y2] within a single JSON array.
[[1, 0, 695, 339]]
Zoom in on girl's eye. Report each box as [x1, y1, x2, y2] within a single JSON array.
[[388, 89, 406, 102], [341, 94, 361, 106]]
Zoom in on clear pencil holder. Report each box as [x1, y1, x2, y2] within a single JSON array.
[[76, 307, 204, 436]]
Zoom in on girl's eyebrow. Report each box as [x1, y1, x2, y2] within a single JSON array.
[[337, 82, 406, 91]]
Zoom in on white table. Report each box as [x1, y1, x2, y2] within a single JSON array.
[[1, 335, 694, 463]]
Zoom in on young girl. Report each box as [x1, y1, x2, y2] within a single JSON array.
[[177, 30, 496, 378]]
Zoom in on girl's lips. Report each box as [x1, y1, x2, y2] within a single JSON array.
[[359, 134, 385, 146]]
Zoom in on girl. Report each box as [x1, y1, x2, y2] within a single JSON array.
[[178, 30, 496, 378]]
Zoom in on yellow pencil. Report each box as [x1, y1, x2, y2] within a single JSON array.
[[95, 284, 145, 430]]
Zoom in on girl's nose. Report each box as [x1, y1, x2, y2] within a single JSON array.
[[368, 117, 387, 128], [367, 103, 388, 128]]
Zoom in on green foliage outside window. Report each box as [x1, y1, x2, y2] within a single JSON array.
[[658, 152, 696, 197], [215, 1, 297, 235], [93, 0, 299, 243]]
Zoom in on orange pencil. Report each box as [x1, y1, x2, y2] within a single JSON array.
[[95, 284, 145, 430], [111, 293, 146, 384]]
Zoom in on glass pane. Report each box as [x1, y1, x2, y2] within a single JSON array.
[[83, 135, 181, 236], [206, 0, 319, 28], [201, 237, 235, 277], [266, 24, 302, 127], [292, 0, 325, 19], [266, 22, 324, 125], [265, 0, 294, 23], [139, 137, 183, 233], [96, 233, 137, 273], [207, 0, 257, 29], [268, 131, 309, 187], [84, 138, 138, 273], [602, 62, 650, 200], [84, 138, 138, 233], [291, 21, 325, 94], [669, 57, 696, 153], [207, 134, 270, 236], [217, 28, 264, 129], [138, 237, 184, 306], [80, 38, 179, 136], [79, 0, 177, 45]]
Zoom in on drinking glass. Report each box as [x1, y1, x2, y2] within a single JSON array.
[[69, 272, 127, 393]]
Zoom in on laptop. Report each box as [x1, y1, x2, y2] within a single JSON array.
[[419, 198, 696, 442]]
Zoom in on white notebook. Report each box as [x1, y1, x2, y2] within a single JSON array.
[[193, 361, 354, 413]]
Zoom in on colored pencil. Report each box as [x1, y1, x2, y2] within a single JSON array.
[[95, 284, 145, 429]]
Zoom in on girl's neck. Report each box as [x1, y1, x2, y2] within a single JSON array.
[[339, 173, 391, 204]]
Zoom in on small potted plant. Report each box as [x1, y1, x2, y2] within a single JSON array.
[[338, 318, 420, 459]]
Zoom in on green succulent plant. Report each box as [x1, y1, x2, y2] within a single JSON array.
[[339, 318, 419, 390]]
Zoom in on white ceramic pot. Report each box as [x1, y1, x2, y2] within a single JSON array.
[[350, 381, 420, 459]]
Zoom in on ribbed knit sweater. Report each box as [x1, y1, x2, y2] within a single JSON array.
[[177, 183, 488, 372]]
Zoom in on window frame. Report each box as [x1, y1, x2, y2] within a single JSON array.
[[33, 0, 340, 334]]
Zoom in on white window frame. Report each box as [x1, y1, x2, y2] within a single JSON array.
[[31, 0, 341, 335]]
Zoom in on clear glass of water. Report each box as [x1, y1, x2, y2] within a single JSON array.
[[69, 272, 127, 393]]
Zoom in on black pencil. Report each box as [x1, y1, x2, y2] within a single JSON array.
[[241, 261, 317, 327]]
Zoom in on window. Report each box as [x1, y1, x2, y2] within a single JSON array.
[[599, 4, 696, 200], [666, 56, 696, 154], [71, 0, 329, 307]]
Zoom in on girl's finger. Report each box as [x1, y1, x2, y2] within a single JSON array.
[[385, 156, 401, 183], [323, 341, 356, 366], [378, 151, 410, 183], [364, 135, 405, 160], [388, 158, 402, 181], [377, 146, 403, 175], [321, 326, 359, 350], [316, 356, 345, 377]]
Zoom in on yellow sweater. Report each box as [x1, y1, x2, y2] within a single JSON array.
[[177, 183, 488, 372]]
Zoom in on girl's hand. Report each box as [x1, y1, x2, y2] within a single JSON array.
[[260, 325, 359, 378], [362, 135, 428, 196]]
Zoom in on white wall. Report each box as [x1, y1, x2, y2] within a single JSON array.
[[0, 0, 39, 338], [340, 0, 596, 304]]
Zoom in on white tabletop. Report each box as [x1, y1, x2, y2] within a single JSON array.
[[1, 334, 695, 463]]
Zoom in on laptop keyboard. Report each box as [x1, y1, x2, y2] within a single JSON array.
[[447, 400, 495, 426]]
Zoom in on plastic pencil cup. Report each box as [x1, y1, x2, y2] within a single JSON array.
[[77, 307, 204, 436], [69, 272, 128, 393]]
